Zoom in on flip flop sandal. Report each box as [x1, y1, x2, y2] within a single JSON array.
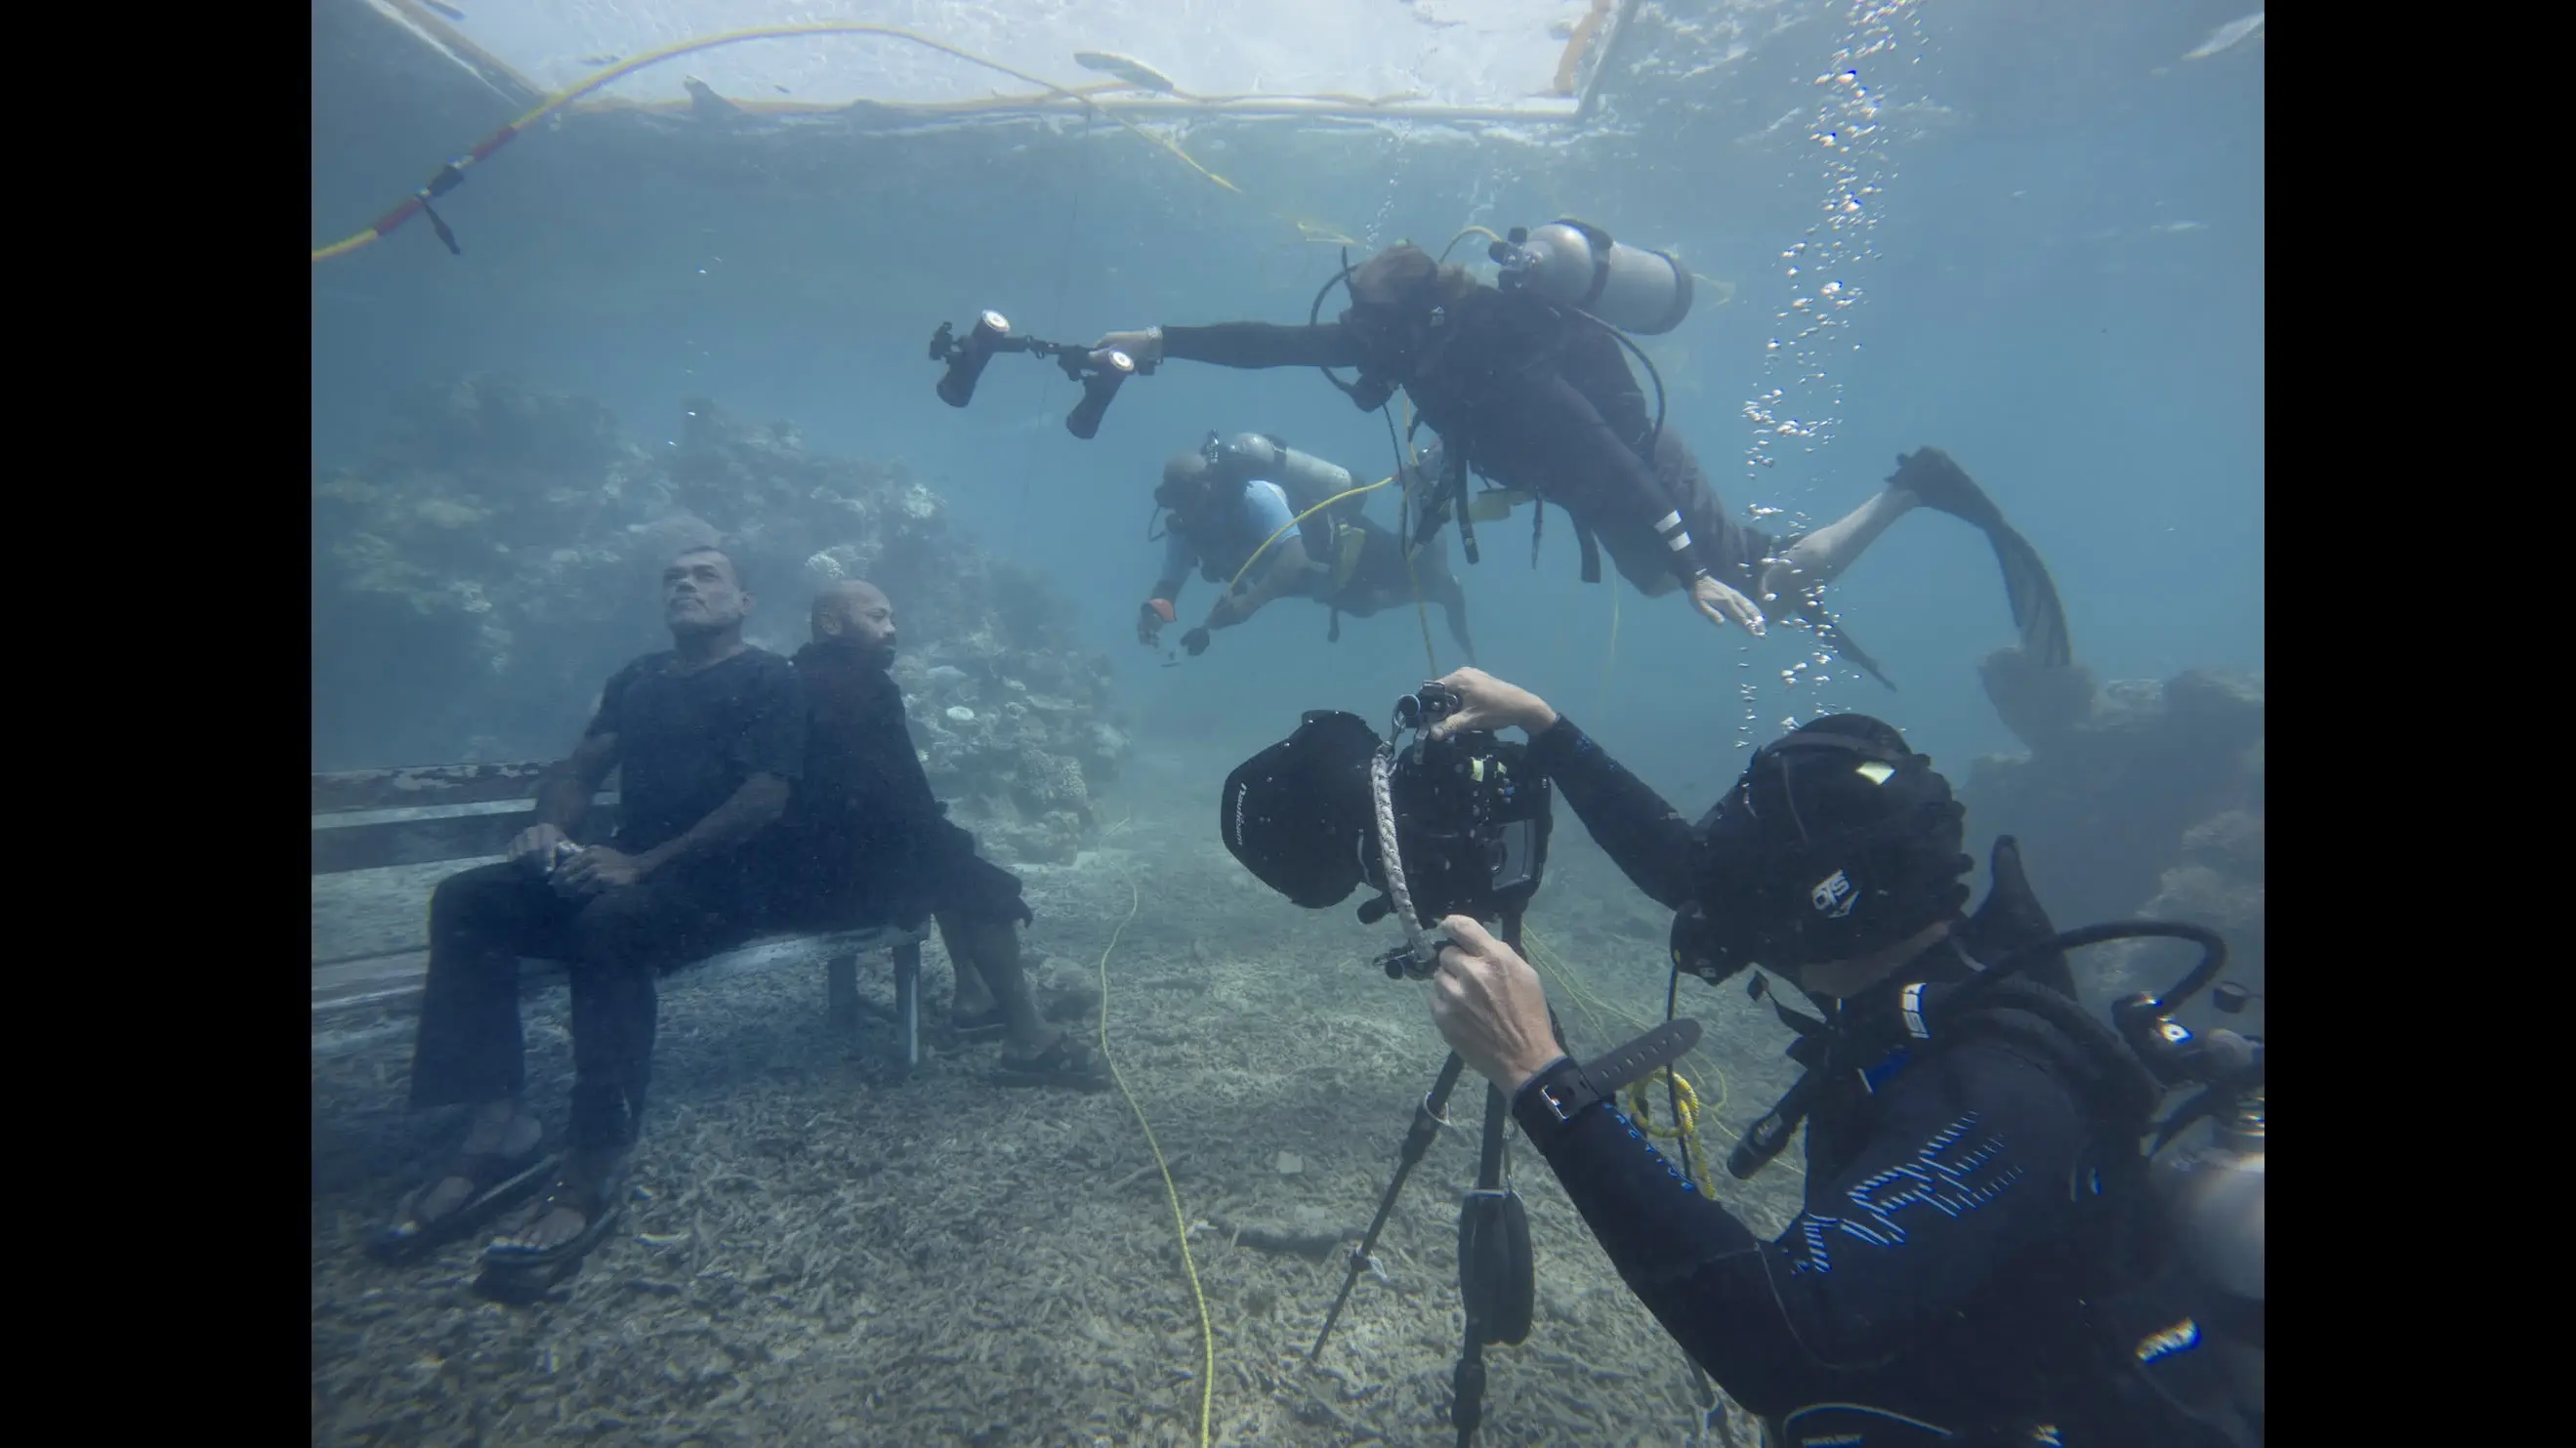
[[992, 1036, 1112, 1094], [478, 1174, 628, 1292], [367, 1144, 561, 1264]]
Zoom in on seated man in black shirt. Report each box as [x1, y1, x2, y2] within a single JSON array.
[[767, 579, 1108, 1092], [373, 547, 805, 1279]]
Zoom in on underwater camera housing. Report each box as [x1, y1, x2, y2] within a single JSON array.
[[1221, 684, 1552, 971], [929, 310, 1139, 439]]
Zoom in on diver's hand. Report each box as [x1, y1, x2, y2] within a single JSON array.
[[1182, 627, 1212, 656], [1427, 667, 1556, 739], [1690, 574, 1767, 636], [1137, 600, 1172, 645], [507, 822, 568, 869], [1428, 915, 1565, 1095], [1096, 328, 1163, 370]]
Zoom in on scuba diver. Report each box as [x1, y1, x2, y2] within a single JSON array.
[[1406, 665, 2262, 1446], [1139, 430, 1476, 662], [1098, 241, 2072, 683]]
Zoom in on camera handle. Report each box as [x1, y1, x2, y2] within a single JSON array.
[[1368, 742, 1441, 974], [929, 314, 1143, 438]]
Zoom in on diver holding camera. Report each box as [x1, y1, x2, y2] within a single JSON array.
[[1220, 683, 1704, 1447], [1226, 668, 2263, 1447]]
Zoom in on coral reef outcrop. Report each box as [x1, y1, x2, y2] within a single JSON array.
[[313, 375, 1127, 863], [1965, 647, 2264, 1001]]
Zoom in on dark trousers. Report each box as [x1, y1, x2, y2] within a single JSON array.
[[408, 860, 754, 1152], [1588, 429, 1782, 599]]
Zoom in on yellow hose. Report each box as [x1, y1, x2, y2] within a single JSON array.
[[1221, 478, 1392, 595], [1093, 860, 1219, 1447]]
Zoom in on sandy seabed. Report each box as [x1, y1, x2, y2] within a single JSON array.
[[312, 752, 1814, 1448]]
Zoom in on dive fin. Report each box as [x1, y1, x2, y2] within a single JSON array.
[[1889, 447, 2073, 669], [1982, 520, 2073, 669]]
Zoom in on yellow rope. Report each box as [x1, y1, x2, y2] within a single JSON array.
[[1381, 408, 1443, 677], [1221, 478, 1392, 595], [1402, 543, 1440, 678], [1517, 927, 1804, 1183], [315, 22, 1238, 263], [1093, 861, 1217, 1446]]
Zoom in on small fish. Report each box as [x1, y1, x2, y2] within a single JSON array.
[[419, 1, 467, 21], [2151, 220, 2208, 234], [638, 1231, 688, 1246], [2183, 12, 2264, 61], [574, 54, 621, 67], [1072, 50, 1177, 94]]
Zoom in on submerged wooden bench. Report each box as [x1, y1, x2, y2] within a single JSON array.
[[311, 762, 926, 1070]]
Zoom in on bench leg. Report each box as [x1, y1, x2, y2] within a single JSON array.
[[826, 950, 861, 1044], [893, 940, 923, 1076]]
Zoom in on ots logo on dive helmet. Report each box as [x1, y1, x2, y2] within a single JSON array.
[[1810, 869, 1857, 920]]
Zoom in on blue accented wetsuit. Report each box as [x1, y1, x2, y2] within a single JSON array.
[[1154, 479, 1326, 601], [1512, 715, 2170, 1445]]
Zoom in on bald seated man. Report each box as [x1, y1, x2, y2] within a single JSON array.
[[375, 546, 803, 1284], [762, 580, 1109, 1091]]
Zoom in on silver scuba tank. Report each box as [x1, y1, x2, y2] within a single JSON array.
[[2147, 1089, 2264, 1303], [1489, 220, 1694, 335], [1216, 433, 1356, 513]]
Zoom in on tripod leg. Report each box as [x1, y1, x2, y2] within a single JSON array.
[[1309, 1052, 1470, 1362], [1450, 1078, 1513, 1447], [1448, 908, 1541, 1446]]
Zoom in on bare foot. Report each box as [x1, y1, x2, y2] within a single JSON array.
[[490, 1149, 621, 1255], [407, 1111, 543, 1226]]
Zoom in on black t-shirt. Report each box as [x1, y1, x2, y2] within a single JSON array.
[[766, 642, 1002, 928], [587, 647, 805, 855]]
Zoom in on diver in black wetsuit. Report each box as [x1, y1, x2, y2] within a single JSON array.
[[1096, 244, 2072, 683], [1405, 666, 2261, 1447]]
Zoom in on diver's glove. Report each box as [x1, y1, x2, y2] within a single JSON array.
[[1182, 627, 1212, 656], [1138, 598, 1174, 645], [1096, 328, 1163, 370]]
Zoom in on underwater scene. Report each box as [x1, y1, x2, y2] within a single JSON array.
[[312, 3, 2264, 1445]]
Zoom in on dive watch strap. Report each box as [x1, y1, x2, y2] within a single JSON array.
[[1513, 1017, 1702, 1152]]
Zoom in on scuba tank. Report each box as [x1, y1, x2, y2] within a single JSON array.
[[1206, 432, 1358, 518], [1206, 431, 1364, 582], [2143, 1086, 2264, 1430], [2148, 1091, 2264, 1306], [1488, 221, 1694, 336]]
